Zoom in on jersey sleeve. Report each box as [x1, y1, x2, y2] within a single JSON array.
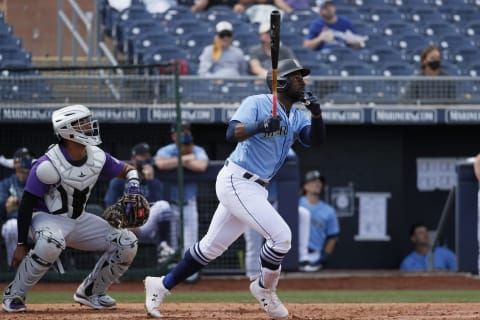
[[100, 152, 125, 179], [154, 145, 175, 159], [24, 157, 51, 198], [231, 96, 259, 123]]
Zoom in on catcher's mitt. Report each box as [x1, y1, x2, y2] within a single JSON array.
[[103, 193, 150, 228]]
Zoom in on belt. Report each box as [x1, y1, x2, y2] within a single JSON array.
[[225, 160, 269, 187]]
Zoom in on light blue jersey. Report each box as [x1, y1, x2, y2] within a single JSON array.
[[400, 247, 457, 271], [154, 143, 209, 201], [299, 196, 340, 252], [228, 94, 310, 180]]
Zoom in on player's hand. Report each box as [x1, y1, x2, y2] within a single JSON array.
[[11, 244, 28, 269], [6, 196, 19, 214], [258, 116, 280, 133], [141, 164, 155, 181], [302, 91, 321, 117]]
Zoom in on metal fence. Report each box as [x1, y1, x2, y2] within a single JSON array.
[[1, 65, 479, 106]]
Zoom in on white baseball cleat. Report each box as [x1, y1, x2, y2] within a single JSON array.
[[73, 291, 117, 309], [2, 295, 26, 312], [144, 276, 170, 318], [249, 278, 288, 320]]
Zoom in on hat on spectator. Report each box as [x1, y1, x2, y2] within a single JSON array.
[[131, 142, 151, 157], [316, 0, 334, 8], [13, 147, 32, 161], [258, 22, 270, 34], [216, 21, 233, 33], [304, 170, 325, 184], [170, 122, 191, 133]]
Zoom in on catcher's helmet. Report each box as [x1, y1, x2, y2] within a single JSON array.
[[52, 104, 101, 146], [266, 59, 310, 93]]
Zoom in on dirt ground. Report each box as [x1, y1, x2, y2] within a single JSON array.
[[3, 272, 480, 320]]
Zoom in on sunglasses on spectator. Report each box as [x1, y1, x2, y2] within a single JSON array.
[[218, 31, 233, 38]]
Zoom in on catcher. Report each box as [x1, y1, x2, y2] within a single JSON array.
[[2, 105, 150, 313]]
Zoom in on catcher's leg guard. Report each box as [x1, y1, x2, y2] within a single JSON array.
[[76, 229, 137, 296], [4, 227, 65, 299]]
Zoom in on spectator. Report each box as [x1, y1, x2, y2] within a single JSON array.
[[249, 22, 296, 77], [404, 45, 456, 104], [154, 122, 209, 282], [240, 0, 293, 21], [303, 0, 366, 51], [198, 21, 248, 77], [191, 0, 237, 13], [400, 223, 456, 272], [0, 148, 33, 269], [104, 142, 177, 265], [285, 0, 310, 10], [298, 170, 340, 272]]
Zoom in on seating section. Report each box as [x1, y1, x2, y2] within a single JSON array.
[[0, 11, 52, 101], [99, 0, 480, 79]]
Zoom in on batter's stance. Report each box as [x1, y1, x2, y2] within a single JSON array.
[[145, 58, 325, 319], [2, 105, 141, 313]]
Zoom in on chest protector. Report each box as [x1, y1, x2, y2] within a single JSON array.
[[44, 145, 106, 219]]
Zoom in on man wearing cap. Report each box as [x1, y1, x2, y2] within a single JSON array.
[[298, 170, 340, 272], [144, 59, 325, 319], [304, 0, 364, 51], [154, 123, 209, 283], [198, 21, 247, 77], [104, 143, 177, 265], [0, 148, 33, 268], [249, 22, 296, 77]]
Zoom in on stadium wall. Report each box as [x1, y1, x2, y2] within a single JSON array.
[[1, 121, 477, 270]]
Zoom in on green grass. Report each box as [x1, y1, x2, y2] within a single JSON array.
[[26, 290, 480, 304]]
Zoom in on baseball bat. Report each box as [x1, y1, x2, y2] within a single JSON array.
[[270, 10, 281, 118]]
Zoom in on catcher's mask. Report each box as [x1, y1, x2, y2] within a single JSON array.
[[266, 59, 310, 93], [52, 105, 101, 146]]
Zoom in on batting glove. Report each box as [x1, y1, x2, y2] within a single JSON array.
[[258, 116, 280, 133], [302, 91, 321, 116]]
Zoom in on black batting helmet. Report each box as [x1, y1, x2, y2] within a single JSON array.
[[266, 59, 310, 93]]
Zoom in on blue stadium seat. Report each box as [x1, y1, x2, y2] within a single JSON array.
[[381, 62, 415, 76], [132, 31, 178, 64], [217, 81, 254, 103], [233, 32, 258, 49], [361, 7, 405, 25], [284, 9, 317, 25], [368, 47, 405, 70], [461, 21, 480, 46], [463, 63, 480, 78], [353, 21, 377, 37], [302, 63, 333, 76], [421, 22, 460, 40], [438, 6, 480, 23], [392, 34, 431, 52], [166, 19, 212, 36], [283, 20, 312, 37], [382, 21, 418, 40], [364, 34, 393, 50], [143, 47, 187, 66], [437, 34, 475, 53], [449, 47, 479, 70], [456, 80, 480, 103], [404, 8, 444, 25], [122, 20, 165, 62], [197, 7, 244, 25], [318, 46, 361, 65], [176, 31, 213, 53], [333, 62, 376, 76]]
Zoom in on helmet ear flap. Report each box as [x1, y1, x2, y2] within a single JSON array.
[[266, 73, 291, 93]]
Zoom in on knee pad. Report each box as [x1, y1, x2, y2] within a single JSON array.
[[33, 227, 66, 264], [106, 228, 138, 264]]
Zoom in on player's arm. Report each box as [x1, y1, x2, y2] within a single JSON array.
[[155, 156, 179, 170], [182, 156, 208, 172], [299, 92, 326, 147], [12, 190, 39, 268], [226, 118, 280, 142]]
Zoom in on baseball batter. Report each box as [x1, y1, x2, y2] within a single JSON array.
[[144, 59, 326, 319], [2, 105, 141, 313]]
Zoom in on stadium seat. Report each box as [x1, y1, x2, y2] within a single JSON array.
[[420, 22, 460, 40], [456, 80, 480, 103], [364, 34, 393, 50], [121, 20, 165, 62], [441, 62, 462, 76], [361, 7, 405, 25], [437, 34, 475, 53], [333, 62, 376, 76], [318, 46, 362, 65], [367, 47, 404, 68], [381, 62, 415, 76], [449, 47, 479, 70], [404, 8, 444, 24], [166, 19, 212, 36], [284, 9, 317, 25], [392, 34, 431, 52], [463, 63, 480, 78], [132, 31, 178, 64], [353, 21, 377, 37]]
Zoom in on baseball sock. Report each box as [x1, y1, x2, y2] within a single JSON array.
[[163, 250, 203, 290]]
